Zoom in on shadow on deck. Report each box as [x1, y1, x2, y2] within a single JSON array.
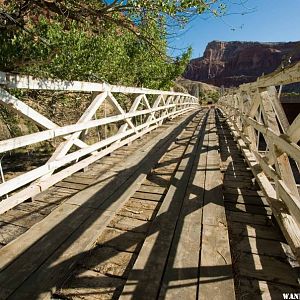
[[0, 108, 298, 300]]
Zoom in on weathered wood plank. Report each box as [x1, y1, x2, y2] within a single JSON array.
[[223, 193, 269, 206], [7, 209, 112, 300], [238, 277, 300, 299], [236, 253, 299, 287], [223, 187, 264, 197], [96, 228, 145, 253], [120, 112, 207, 300], [0, 210, 45, 228], [199, 111, 235, 300], [14, 201, 58, 216], [125, 198, 158, 211], [55, 181, 88, 190], [0, 222, 27, 246], [232, 236, 293, 259], [54, 268, 125, 300], [138, 184, 166, 194], [130, 191, 163, 202], [158, 111, 208, 299], [227, 211, 272, 226], [63, 175, 95, 185], [108, 215, 150, 233], [0, 203, 91, 298], [199, 225, 235, 299], [229, 222, 284, 241], [117, 206, 156, 221], [225, 202, 272, 215], [78, 245, 137, 278]]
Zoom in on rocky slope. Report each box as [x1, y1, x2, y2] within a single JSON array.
[[184, 40, 300, 87]]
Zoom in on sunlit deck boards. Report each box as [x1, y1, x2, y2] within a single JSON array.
[[59, 109, 235, 300], [0, 108, 298, 299]]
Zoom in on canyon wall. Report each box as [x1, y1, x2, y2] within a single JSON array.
[[184, 40, 300, 87]]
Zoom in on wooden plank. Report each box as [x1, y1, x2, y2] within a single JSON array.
[[55, 181, 87, 190], [0, 222, 27, 246], [0, 210, 44, 228], [120, 111, 207, 300], [14, 201, 58, 216], [288, 113, 300, 143], [223, 187, 264, 197], [117, 206, 156, 221], [54, 268, 125, 300], [125, 198, 158, 211], [7, 209, 112, 300], [143, 178, 169, 187], [229, 222, 284, 241], [227, 211, 272, 226], [79, 245, 137, 278], [236, 253, 299, 287], [202, 166, 227, 226], [158, 111, 208, 299], [225, 202, 272, 215], [233, 235, 295, 260], [199, 111, 235, 300], [63, 175, 95, 185], [223, 193, 269, 206], [199, 225, 235, 299], [239, 277, 300, 300], [0, 203, 92, 298], [223, 179, 258, 189], [33, 188, 72, 204], [138, 185, 166, 194], [109, 215, 150, 233], [130, 191, 163, 202], [96, 228, 145, 253], [222, 170, 253, 177], [223, 175, 253, 182]]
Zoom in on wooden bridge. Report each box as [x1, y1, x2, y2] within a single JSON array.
[[0, 63, 299, 299]]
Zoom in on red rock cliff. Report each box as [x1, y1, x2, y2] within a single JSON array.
[[184, 40, 300, 87]]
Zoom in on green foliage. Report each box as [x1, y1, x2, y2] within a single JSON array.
[[206, 91, 220, 103], [0, 16, 190, 91], [0, 11, 194, 141]]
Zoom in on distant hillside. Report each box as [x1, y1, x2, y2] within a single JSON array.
[[174, 77, 220, 102], [184, 40, 300, 87]]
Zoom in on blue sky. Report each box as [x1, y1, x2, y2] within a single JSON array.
[[168, 0, 300, 58]]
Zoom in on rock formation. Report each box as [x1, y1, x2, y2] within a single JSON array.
[[184, 40, 300, 87]]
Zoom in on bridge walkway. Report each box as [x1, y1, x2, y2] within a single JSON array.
[[0, 108, 298, 299]]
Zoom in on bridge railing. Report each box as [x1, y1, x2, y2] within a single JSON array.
[[0, 72, 198, 213], [218, 62, 300, 259]]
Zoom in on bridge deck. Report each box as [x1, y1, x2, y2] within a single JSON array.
[[0, 108, 298, 299]]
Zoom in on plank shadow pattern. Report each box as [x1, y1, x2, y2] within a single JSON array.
[[216, 109, 300, 299], [54, 108, 235, 300], [0, 111, 205, 299]]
